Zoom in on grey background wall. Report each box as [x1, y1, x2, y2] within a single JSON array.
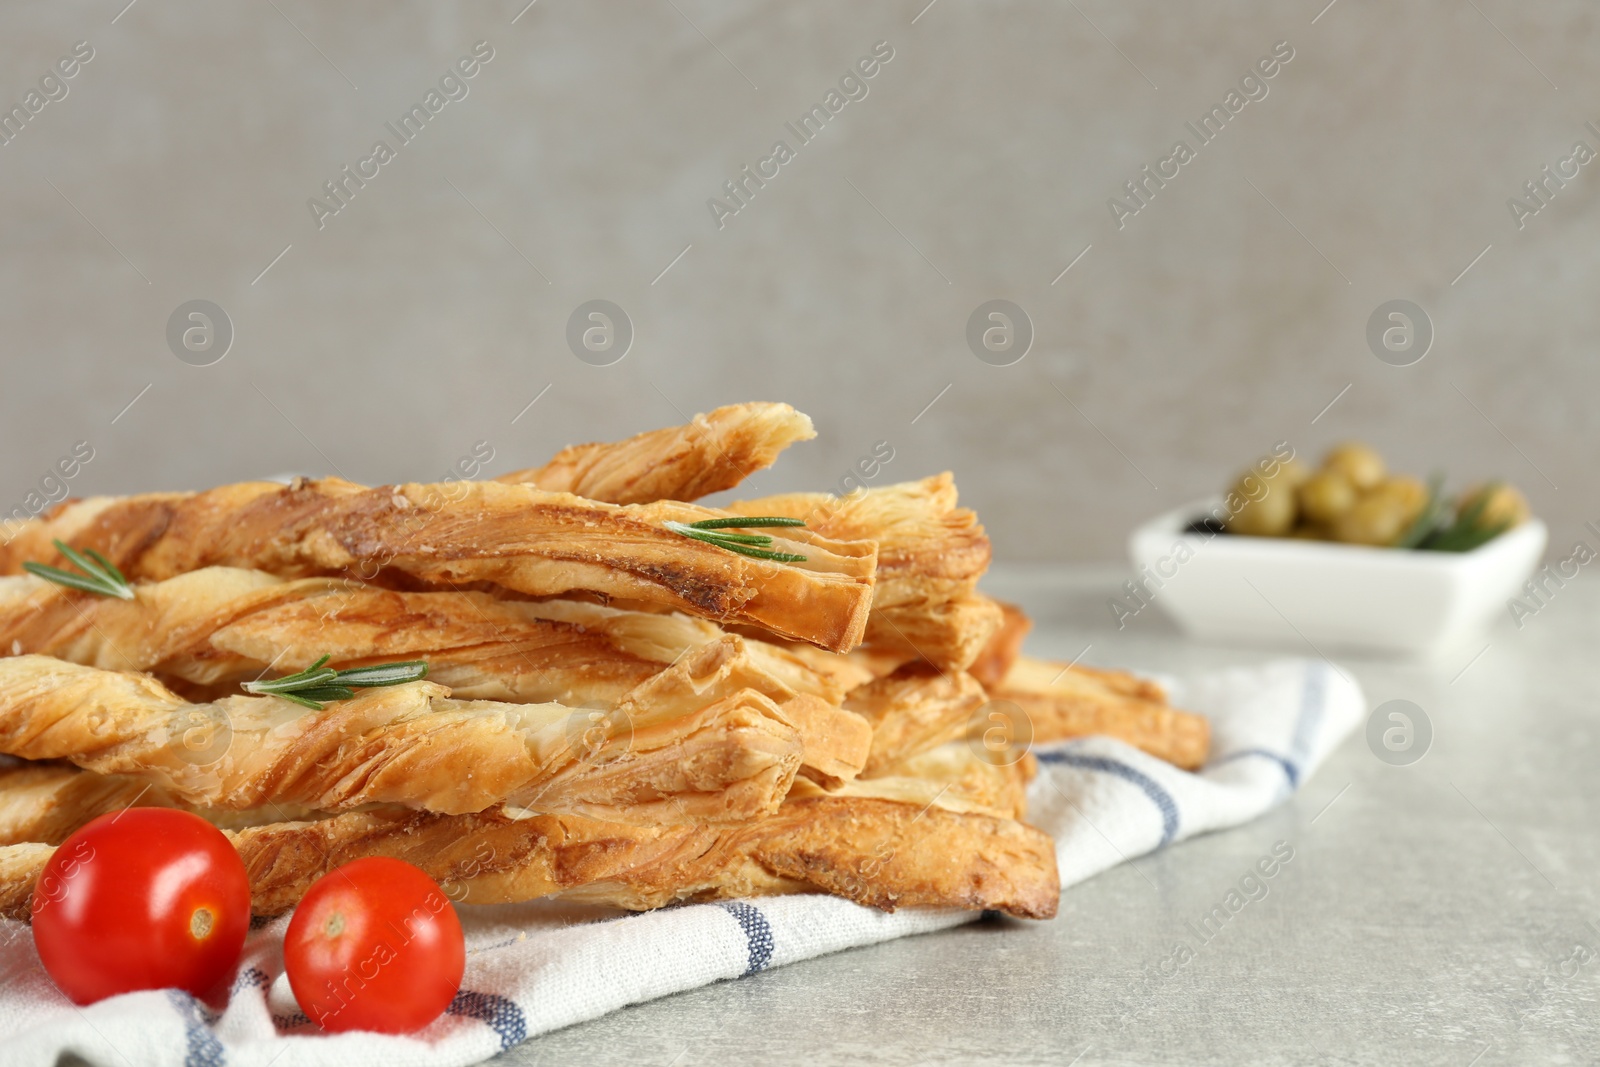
[[1, 1, 1595, 562]]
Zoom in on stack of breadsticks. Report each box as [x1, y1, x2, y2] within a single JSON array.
[[0, 403, 1209, 923]]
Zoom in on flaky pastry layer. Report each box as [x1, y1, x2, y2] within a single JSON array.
[[0, 795, 1058, 922], [845, 664, 988, 776], [730, 475, 1000, 669], [496, 401, 815, 504], [0, 479, 876, 653], [0, 640, 806, 819], [0, 570, 870, 786], [994, 655, 1207, 770]]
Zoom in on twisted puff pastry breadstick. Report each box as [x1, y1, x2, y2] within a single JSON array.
[[968, 601, 1169, 703], [0, 776, 1058, 921], [496, 401, 816, 504], [729, 474, 1002, 670], [991, 654, 1208, 770], [0, 639, 805, 820], [845, 629, 1204, 769], [0, 764, 301, 845], [0, 734, 1030, 848], [0, 569, 872, 785], [845, 664, 989, 776], [0, 478, 876, 653]]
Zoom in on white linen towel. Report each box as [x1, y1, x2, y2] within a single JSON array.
[[0, 657, 1361, 1067]]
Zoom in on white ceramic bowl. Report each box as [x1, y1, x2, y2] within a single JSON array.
[[1126, 498, 1548, 657]]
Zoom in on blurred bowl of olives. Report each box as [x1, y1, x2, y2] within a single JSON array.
[[1126, 443, 1547, 657]]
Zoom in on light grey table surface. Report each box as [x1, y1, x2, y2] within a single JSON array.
[[496, 567, 1600, 1067]]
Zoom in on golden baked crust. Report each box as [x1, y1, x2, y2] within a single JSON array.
[[464, 795, 1058, 918], [783, 694, 872, 789], [828, 741, 1032, 822], [994, 655, 1208, 770], [967, 598, 1033, 690], [0, 570, 870, 786], [0, 792, 1059, 922], [0, 734, 1016, 851], [0, 764, 310, 845], [1004, 654, 1168, 704], [0, 729, 1054, 921], [0, 641, 806, 819], [0, 842, 53, 921], [0, 479, 877, 653], [0, 765, 166, 845], [497, 401, 816, 504], [0, 567, 298, 684], [845, 664, 988, 776], [729, 475, 1001, 670]]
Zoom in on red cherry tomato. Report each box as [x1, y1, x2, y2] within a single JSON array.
[[32, 808, 251, 1004], [284, 857, 464, 1033]]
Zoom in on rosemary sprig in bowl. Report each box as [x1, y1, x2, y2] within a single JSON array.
[[1416, 482, 1515, 553], [23, 539, 135, 599], [665, 516, 809, 562], [1389, 476, 1518, 553], [242, 655, 429, 710], [1394, 474, 1449, 550]]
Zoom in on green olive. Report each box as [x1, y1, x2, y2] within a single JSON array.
[[1298, 470, 1357, 525], [1264, 457, 1311, 489], [1457, 482, 1529, 529], [1227, 478, 1297, 537], [1323, 443, 1386, 492], [1331, 493, 1408, 546], [1372, 475, 1429, 527]]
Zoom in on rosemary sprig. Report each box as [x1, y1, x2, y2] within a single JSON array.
[[1419, 482, 1511, 553], [1395, 473, 1448, 549], [665, 516, 809, 563], [682, 517, 807, 531], [242, 654, 429, 710], [23, 540, 135, 600]]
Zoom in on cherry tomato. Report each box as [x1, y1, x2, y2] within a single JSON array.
[[284, 857, 465, 1033], [32, 808, 250, 1004]]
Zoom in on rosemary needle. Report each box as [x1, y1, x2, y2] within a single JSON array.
[[243, 655, 429, 710], [683, 517, 807, 531], [665, 517, 810, 563], [23, 540, 135, 599]]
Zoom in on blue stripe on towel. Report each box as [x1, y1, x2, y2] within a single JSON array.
[[165, 990, 225, 1067], [1035, 751, 1181, 846], [1288, 661, 1327, 769], [448, 990, 528, 1051], [718, 901, 775, 975], [1209, 662, 1332, 790], [230, 967, 270, 998], [1211, 747, 1300, 787]]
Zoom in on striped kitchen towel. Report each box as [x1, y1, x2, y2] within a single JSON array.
[[0, 658, 1361, 1067]]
